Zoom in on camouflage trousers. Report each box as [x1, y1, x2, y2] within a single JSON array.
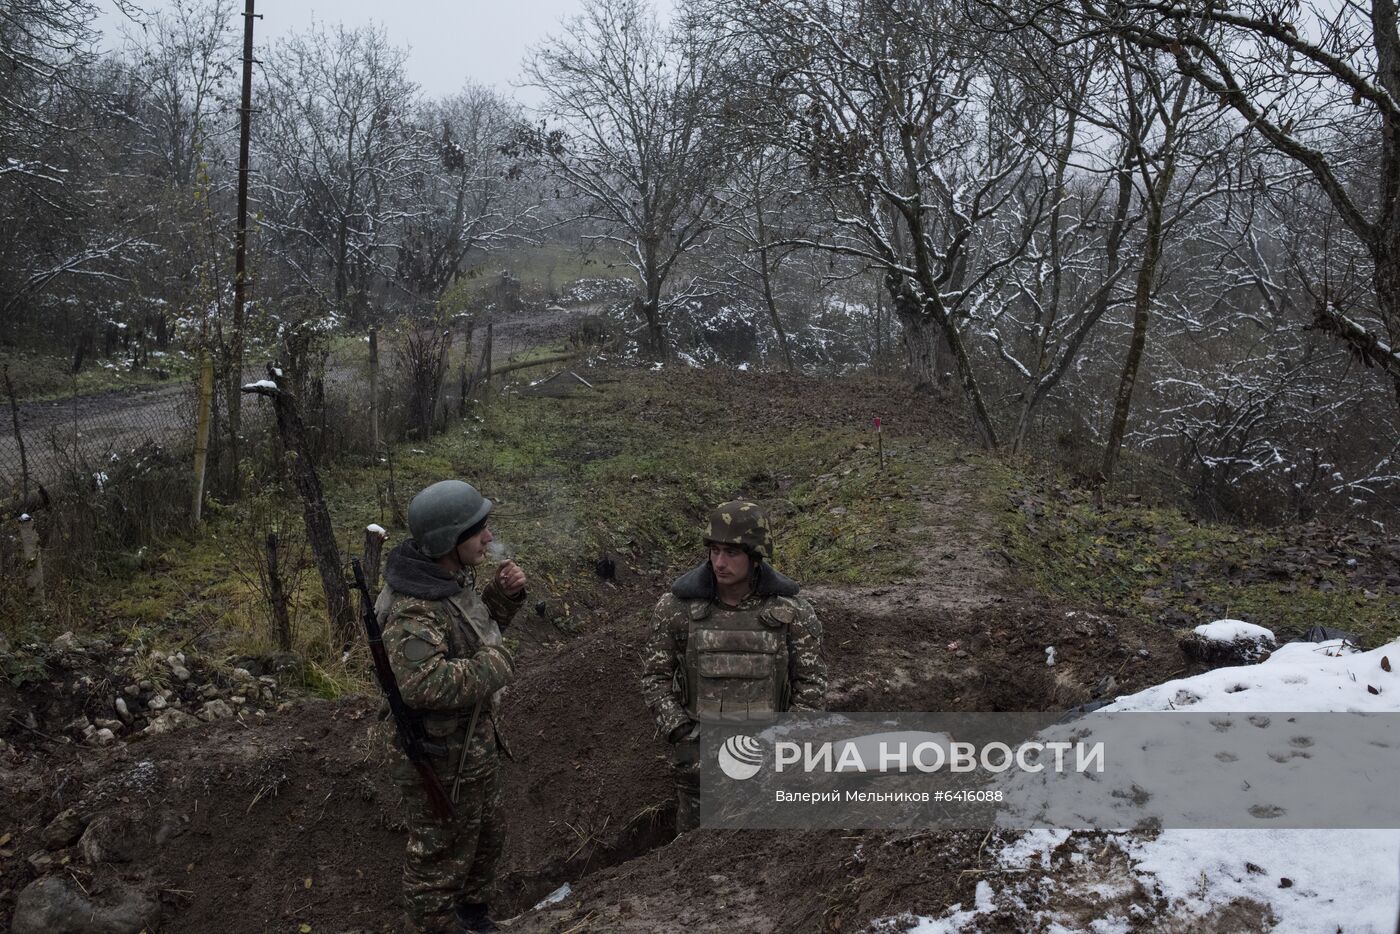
[[393, 726, 504, 934], [670, 737, 700, 833]]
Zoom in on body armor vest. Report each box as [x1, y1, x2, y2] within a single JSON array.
[[683, 598, 795, 723]]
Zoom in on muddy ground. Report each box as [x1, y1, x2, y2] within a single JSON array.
[[1, 374, 1200, 933]]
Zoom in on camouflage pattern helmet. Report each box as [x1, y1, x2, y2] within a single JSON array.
[[703, 500, 772, 561], [408, 480, 493, 559]]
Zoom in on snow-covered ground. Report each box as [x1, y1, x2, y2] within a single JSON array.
[[880, 632, 1400, 933]]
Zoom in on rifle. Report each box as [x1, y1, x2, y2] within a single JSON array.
[[351, 558, 455, 822]]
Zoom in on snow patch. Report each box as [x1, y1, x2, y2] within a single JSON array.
[[880, 635, 1400, 932], [1194, 619, 1275, 644]]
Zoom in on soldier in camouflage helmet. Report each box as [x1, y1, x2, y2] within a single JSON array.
[[639, 500, 825, 832], [377, 479, 527, 933]]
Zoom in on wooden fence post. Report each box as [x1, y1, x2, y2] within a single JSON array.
[[368, 325, 380, 453], [363, 524, 388, 594], [19, 513, 43, 603], [241, 366, 356, 647], [192, 349, 215, 524]]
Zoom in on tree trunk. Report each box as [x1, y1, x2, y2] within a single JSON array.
[[265, 531, 292, 651], [757, 245, 795, 373], [889, 276, 999, 450], [1100, 210, 1163, 487], [897, 303, 940, 389], [1373, 249, 1400, 412], [633, 295, 667, 359], [241, 368, 355, 647]]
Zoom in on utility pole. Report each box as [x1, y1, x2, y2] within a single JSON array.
[[228, 0, 259, 494]]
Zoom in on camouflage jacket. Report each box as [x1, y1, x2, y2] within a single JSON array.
[[639, 561, 825, 740], [375, 541, 524, 743]]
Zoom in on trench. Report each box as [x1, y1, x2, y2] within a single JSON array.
[[492, 592, 1161, 924]]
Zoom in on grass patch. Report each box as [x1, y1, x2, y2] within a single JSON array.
[[1, 347, 192, 402], [443, 242, 632, 312], [22, 366, 936, 667], [1002, 479, 1400, 646]]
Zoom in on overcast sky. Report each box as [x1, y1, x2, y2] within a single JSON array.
[[94, 0, 671, 104]]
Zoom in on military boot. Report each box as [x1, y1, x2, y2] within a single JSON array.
[[455, 903, 499, 933]]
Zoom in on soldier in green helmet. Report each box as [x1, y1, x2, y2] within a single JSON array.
[[639, 500, 826, 832], [377, 479, 527, 934]]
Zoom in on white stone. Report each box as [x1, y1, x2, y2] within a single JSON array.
[[197, 699, 233, 722], [143, 709, 199, 735]]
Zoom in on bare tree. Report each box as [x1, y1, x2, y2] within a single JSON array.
[[520, 0, 732, 357], [392, 86, 534, 310], [123, 0, 236, 187], [713, 0, 1056, 448], [1071, 0, 1400, 409], [256, 23, 418, 323], [710, 145, 805, 373]]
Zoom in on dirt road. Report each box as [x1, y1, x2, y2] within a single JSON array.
[[0, 303, 597, 491]]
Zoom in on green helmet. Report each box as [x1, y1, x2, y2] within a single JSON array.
[[408, 480, 493, 558], [703, 500, 772, 561]]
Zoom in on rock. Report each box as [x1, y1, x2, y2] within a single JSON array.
[[93, 728, 116, 746], [114, 698, 131, 723], [230, 695, 247, 706], [122, 684, 139, 698], [145, 694, 167, 712], [197, 699, 233, 722], [169, 664, 191, 682], [199, 683, 220, 699], [1179, 620, 1275, 668], [66, 715, 91, 735], [41, 808, 87, 849], [78, 815, 138, 864], [265, 651, 304, 674], [0, 631, 11, 654], [52, 631, 80, 653], [27, 851, 56, 874], [143, 709, 199, 736], [11, 874, 161, 934], [137, 679, 152, 691]]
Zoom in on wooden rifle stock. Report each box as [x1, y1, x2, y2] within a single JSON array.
[[352, 558, 455, 822]]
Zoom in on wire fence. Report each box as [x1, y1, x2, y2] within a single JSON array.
[[1, 379, 196, 501], [1, 306, 585, 509]]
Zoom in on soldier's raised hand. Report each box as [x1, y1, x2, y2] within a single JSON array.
[[494, 559, 526, 597]]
